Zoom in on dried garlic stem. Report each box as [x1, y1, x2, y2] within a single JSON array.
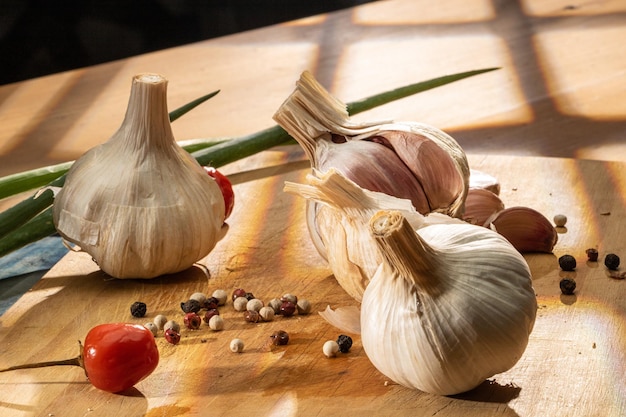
[[370, 210, 440, 294]]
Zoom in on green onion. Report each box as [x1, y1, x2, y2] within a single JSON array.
[[0, 67, 498, 258]]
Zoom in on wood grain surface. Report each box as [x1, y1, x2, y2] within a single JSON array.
[[0, 153, 624, 417], [0, 0, 625, 416]]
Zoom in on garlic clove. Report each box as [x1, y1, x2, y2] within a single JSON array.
[[462, 188, 505, 226], [469, 168, 501, 195], [53, 73, 225, 279], [486, 206, 558, 253]]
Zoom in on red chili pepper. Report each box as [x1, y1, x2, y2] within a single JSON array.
[[204, 166, 234, 221], [82, 323, 159, 392], [0, 323, 159, 393]]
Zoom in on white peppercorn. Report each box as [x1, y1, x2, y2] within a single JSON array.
[[553, 214, 567, 227], [259, 306, 275, 322], [144, 322, 158, 337], [153, 314, 168, 330], [296, 299, 311, 315], [212, 289, 228, 306], [209, 315, 224, 331], [281, 293, 298, 304], [233, 296, 249, 312], [323, 340, 339, 358], [189, 292, 207, 305], [230, 338, 244, 353], [268, 298, 282, 313], [163, 320, 180, 333], [247, 298, 264, 312]]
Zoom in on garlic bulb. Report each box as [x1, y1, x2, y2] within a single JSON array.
[[286, 170, 537, 395], [364, 210, 537, 395], [275, 71, 469, 300], [53, 73, 225, 278]]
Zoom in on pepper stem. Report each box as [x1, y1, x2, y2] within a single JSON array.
[[0, 341, 84, 373]]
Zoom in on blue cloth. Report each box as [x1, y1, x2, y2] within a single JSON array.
[[0, 235, 69, 315]]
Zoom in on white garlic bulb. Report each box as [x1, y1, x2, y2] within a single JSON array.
[[275, 71, 469, 301], [53, 73, 226, 278], [286, 170, 537, 395]]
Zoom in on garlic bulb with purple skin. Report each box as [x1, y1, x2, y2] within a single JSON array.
[[275, 71, 470, 300]]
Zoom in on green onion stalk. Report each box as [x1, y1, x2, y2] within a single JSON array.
[[0, 68, 498, 259]]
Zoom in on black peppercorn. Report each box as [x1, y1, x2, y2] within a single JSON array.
[[245, 292, 255, 301], [203, 296, 220, 310], [130, 301, 147, 318], [559, 278, 576, 295], [585, 248, 599, 262], [337, 334, 353, 353], [604, 253, 620, 270], [181, 299, 202, 314], [558, 254, 576, 271]]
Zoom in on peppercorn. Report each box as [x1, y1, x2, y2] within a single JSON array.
[[144, 322, 158, 337], [180, 299, 202, 314], [230, 338, 244, 353], [245, 292, 255, 301], [212, 289, 228, 306], [130, 301, 147, 318], [558, 255, 576, 271], [208, 315, 224, 331], [553, 214, 567, 227], [259, 306, 275, 322], [189, 292, 207, 306], [296, 299, 311, 315], [164, 328, 181, 345], [203, 296, 220, 310], [244, 310, 261, 323], [559, 278, 576, 295], [604, 253, 620, 270], [203, 308, 220, 324], [232, 288, 247, 302], [281, 293, 298, 304], [153, 314, 168, 330], [279, 301, 296, 317], [270, 330, 290, 346], [337, 334, 353, 353], [246, 298, 264, 312], [183, 312, 202, 330], [586, 248, 599, 262], [233, 296, 249, 312]]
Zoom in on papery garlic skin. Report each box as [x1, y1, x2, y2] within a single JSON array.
[[53, 73, 225, 278], [276, 71, 469, 300], [362, 210, 537, 396]]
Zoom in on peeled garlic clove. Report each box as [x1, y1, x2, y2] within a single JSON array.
[[53, 73, 225, 278], [487, 206, 558, 253], [462, 188, 505, 226], [364, 209, 537, 396]]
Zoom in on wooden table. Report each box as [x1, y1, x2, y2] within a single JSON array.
[[0, 1, 625, 416]]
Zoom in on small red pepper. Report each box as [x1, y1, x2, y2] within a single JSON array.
[[0, 323, 159, 393], [204, 166, 234, 221]]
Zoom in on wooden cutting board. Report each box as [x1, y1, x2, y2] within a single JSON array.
[[0, 153, 624, 417]]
